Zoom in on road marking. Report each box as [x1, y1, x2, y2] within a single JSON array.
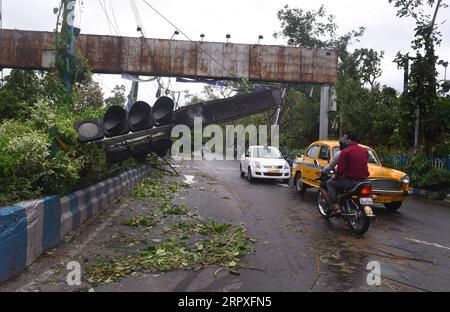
[[276, 183, 290, 188], [183, 175, 197, 185], [405, 237, 450, 251]]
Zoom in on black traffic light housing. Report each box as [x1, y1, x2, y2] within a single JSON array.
[[128, 101, 154, 132], [152, 96, 174, 126], [102, 106, 129, 137], [74, 119, 104, 143]]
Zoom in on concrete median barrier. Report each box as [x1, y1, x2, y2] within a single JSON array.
[[0, 165, 151, 283]]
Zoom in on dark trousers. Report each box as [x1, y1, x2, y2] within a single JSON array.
[[327, 178, 357, 205]]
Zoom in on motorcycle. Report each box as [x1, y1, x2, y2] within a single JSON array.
[[316, 170, 376, 235]]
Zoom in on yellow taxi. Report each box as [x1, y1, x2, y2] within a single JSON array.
[[291, 140, 410, 210]]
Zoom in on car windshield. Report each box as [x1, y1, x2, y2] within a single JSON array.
[[332, 146, 380, 164], [254, 147, 282, 159], [367, 149, 380, 165]]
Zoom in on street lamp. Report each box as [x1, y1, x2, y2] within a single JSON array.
[[200, 33, 205, 42], [258, 35, 263, 44], [170, 30, 179, 40], [442, 61, 448, 80]]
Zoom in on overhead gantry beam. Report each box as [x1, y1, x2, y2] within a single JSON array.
[[0, 29, 338, 84]]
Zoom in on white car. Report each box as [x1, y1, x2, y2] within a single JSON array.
[[240, 146, 291, 183]]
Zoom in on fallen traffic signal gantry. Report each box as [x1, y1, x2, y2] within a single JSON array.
[[74, 89, 282, 163]]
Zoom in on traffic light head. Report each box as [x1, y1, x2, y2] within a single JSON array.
[[102, 106, 129, 137], [128, 101, 154, 132]]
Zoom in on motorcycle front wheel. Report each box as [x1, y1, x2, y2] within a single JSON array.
[[316, 190, 331, 219], [344, 199, 370, 235]]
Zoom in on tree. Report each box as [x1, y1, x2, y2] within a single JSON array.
[[274, 5, 383, 143], [273, 4, 405, 149], [390, 0, 448, 154], [0, 70, 70, 120], [274, 4, 365, 59], [1, 70, 44, 105], [105, 85, 126, 107], [273, 5, 337, 49], [0, 88, 25, 121], [73, 80, 104, 113], [353, 49, 385, 89]]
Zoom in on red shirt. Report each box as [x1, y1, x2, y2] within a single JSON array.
[[336, 143, 369, 180]]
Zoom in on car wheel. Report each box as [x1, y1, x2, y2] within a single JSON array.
[[247, 167, 254, 182], [384, 201, 402, 211], [240, 164, 245, 178], [295, 172, 307, 194]]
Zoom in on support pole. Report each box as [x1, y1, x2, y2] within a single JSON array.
[[127, 81, 139, 111], [273, 88, 287, 126], [319, 85, 330, 140], [62, 0, 76, 92]]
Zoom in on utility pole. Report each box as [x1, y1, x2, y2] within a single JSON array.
[[127, 81, 139, 111], [273, 88, 287, 126], [61, 0, 77, 92], [319, 85, 330, 140]]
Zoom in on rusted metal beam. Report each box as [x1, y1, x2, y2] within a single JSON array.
[[0, 29, 338, 84]]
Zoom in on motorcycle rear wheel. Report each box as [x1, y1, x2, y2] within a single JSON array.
[[344, 199, 370, 235], [316, 191, 331, 219]]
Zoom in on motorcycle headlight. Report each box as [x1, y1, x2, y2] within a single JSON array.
[[254, 161, 262, 169], [401, 175, 410, 184]]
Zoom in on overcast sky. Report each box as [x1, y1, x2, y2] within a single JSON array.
[[1, 0, 449, 105]]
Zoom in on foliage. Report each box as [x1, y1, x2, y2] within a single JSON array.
[[279, 90, 319, 149], [0, 89, 24, 120], [404, 155, 450, 192], [85, 223, 251, 285], [85, 171, 252, 286], [272, 5, 395, 148], [72, 80, 104, 113], [105, 85, 127, 107], [271, 3, 449, 160], [53, 1, 92, 89], [130, 173, 190, 215], [0, 106, 82, 203], [390, 0, 448, 154], [273, 4, 338, 48], [377, 149, 450, 193], [0, 69, 131, 206], [1, 70, 44, 105], [122, 215, 157, 227]]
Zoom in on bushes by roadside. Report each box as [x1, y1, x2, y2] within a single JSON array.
[[0, 100, 104, 205], [0, 70, 130, 207], [377, 149, 450, 199]]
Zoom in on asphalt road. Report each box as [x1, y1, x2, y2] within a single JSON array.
[[1, 159, 449, 292]]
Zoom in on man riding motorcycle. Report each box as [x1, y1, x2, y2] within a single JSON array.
[[327, 131, 370, 217], [319, 136, 349, 205]]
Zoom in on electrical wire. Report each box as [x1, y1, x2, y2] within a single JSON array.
[[109, 0, 121, 36], [131, 0, 146, 37], [93, 75, 114, 93], [140, 0, 243, 81], [98, 0, 120, 35], [77, 0, 83, 30]]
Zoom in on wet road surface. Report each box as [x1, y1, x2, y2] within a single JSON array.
[[1, 160, 449, 292]]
